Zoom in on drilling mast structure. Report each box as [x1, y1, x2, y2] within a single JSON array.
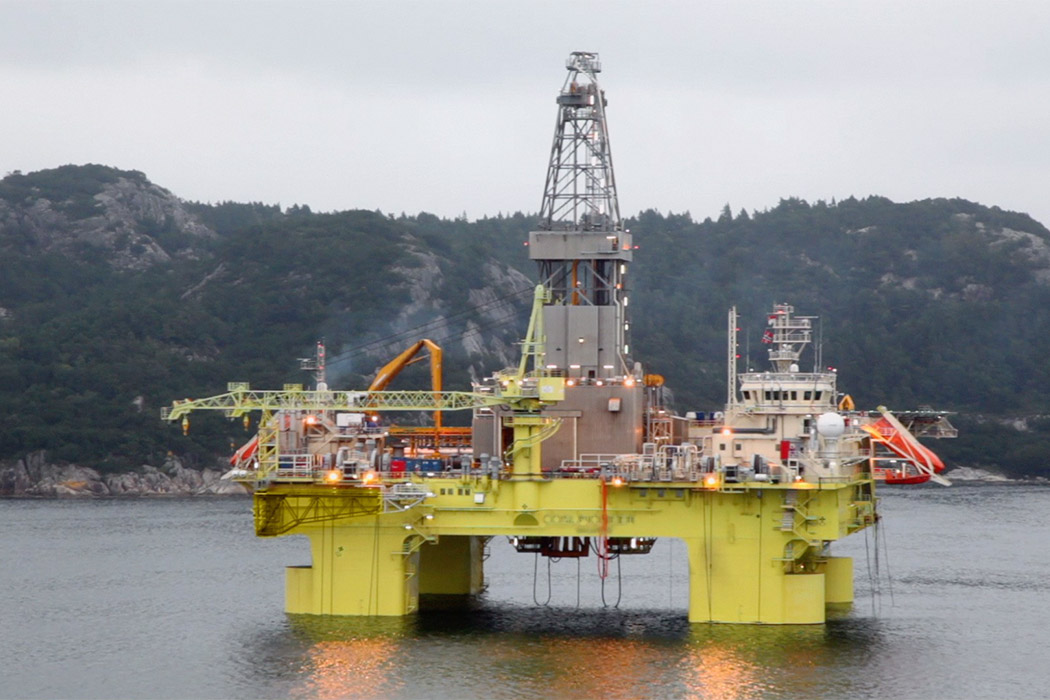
[[473, 51, 646, 468], [535, 51, 630, 376]]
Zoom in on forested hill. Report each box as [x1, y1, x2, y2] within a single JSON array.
[[2, 165, 1049, 477], [0, 165, 537, 473]]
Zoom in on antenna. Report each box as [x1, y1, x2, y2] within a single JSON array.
[[815, 317, 823, 372], [765, 304, 815, 373], [727, 306, 738, 406], [745, 327, 752, 372]]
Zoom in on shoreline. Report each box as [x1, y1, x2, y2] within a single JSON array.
[[0, 451, 249, 498]]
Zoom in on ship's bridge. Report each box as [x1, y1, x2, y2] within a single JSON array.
[[737, 371, 838, 413]]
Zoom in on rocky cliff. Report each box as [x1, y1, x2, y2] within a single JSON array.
[[0, 451, 248, 498], [0, 164, 214, 270]]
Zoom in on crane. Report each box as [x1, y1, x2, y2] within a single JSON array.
[[367, 338, 443, 427], [163, 286, 564, 483]]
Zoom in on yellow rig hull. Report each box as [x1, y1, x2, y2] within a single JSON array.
[[255, 475, 876, 624]]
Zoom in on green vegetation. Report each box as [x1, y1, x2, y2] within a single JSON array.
[[2, 166, 1049, 477], [0, 164, 144, 220]]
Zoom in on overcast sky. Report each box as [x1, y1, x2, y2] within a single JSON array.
[[3, 1, 1049, 226]]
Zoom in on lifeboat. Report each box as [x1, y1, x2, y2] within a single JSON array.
[[229, 435, 259, 467], [860, 409, 947, 485]]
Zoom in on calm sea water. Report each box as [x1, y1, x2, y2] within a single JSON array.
[[2, 483, 1048, 699]]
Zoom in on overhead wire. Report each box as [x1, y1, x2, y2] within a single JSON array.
[[346, 302, 520, 357], [333, 284, 534, 361]]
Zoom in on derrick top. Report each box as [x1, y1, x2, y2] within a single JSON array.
[[539, 51, 621, 233]]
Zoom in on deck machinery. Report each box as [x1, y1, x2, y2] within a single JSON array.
[[165, 52, 905, 624]]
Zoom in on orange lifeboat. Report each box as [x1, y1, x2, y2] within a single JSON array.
[[229, 435, 259, 467], [860, 412, 946, 485]]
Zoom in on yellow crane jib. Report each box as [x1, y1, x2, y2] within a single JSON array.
[[161, 386, 564, 424]]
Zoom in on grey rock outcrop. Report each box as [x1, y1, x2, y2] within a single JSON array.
[[0, 166, 215, 270], [0, 451, 248, 498]]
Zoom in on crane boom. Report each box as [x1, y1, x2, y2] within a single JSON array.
[[161, 386, 534, 423], [368, 339, 444, 428]]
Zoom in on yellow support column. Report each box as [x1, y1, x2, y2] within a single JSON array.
[[779, 573, 826, 624], [685, 490, 828, 624], [286, 565, 314, 613], [286, 518, 419, 616], [419, 536, 485, 597], [506, 413, 547, 513], [824, 556, 854, 605], [685, 536, 714, 623]]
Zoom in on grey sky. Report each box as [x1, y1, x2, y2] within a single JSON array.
[[3, 1, 1049, 226]]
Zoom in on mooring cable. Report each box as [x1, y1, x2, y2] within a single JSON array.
[[576, 557, 582, 609], [863, 525, 879, 616], [878, 517, 896, 606], [668, 539, 673, 607], [532, 552, 551, 606]]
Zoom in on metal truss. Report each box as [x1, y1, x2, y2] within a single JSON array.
[[538, 51, 621, 232], [254, 491, 384, 536], [162, 386, 510, 422]]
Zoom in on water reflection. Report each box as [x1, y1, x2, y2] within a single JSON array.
[[261, 608, 884, 699], [679, 625, 854, 699], [285, 617, 415, 699], [293, 638, 402, 699]]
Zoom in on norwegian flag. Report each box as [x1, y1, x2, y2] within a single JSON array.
[[761, 330, 775, 344]]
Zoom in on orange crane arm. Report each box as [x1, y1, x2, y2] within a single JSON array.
[[368, 339, 443, 429]]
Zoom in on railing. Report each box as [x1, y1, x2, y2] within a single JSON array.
[[236, 447, 868, 489], [274, 453, 316, 481], [738, 372, 835, 385]]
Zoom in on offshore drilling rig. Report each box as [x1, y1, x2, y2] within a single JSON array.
[[164, 52, 950, 624]]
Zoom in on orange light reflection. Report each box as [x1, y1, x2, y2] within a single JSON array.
[[292, 638, 401, 700], [679, 643, 766, 700]]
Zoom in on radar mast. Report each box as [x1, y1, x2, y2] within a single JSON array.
[[764, 304, 815, 373]]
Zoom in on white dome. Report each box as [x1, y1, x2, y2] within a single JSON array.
[[816, 412, 845, 438]]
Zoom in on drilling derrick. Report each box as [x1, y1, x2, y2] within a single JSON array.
[[533, 52, 631, 377], [473, 52, 643, 469]]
